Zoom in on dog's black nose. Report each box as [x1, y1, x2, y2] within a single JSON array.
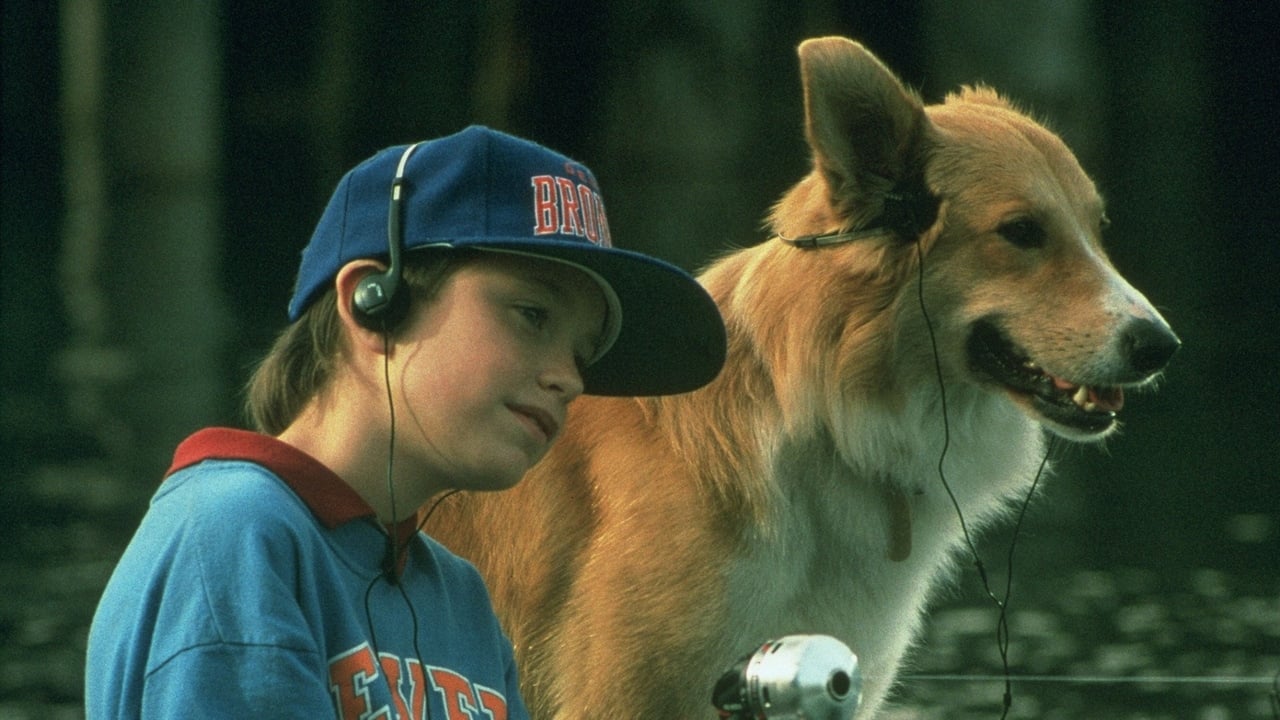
[[1121, 317, 1181, 375]]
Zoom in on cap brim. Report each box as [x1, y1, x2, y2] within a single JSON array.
[[434, 238, 726, 396]]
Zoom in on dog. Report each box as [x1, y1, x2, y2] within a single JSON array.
[[428, 36, 1179, 718]]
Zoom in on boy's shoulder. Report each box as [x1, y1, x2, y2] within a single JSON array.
[[144, 458, 319, 562], [158, 456, 305, 518], [154, 427, 365, 532]]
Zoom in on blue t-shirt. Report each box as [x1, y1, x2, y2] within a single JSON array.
[[86, 428, 528, 720]]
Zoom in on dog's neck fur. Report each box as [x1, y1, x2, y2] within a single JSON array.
[[695, 369, 1045, 713], [647, 234, 1050, 713]]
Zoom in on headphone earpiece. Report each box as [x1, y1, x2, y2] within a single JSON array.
[[349, 142, 424, 332], [880, 175, 939, 242], [351, 272, 404, 330]]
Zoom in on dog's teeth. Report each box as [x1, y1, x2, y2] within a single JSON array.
[[1072, 385, 1090, 407]]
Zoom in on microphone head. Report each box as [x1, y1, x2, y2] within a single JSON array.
[[380, 538, 400, 585], [712, 635, 861, 719]]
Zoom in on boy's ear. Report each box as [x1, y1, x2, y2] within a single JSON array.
[[335, 260, 394, 354]]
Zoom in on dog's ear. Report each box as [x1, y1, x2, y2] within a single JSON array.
[[798, 37, 936, 238]]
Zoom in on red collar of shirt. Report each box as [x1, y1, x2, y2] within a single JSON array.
[[167, 427, 422, 548]]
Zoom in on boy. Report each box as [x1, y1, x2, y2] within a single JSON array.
[[85, 126, 726, 718]]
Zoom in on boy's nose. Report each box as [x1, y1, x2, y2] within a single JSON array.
[[541, 353, 585, 401]]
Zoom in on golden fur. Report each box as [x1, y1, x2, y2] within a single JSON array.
[[429, 37, 1177, 718]]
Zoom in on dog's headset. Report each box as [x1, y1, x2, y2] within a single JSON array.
[[351, 142, 425, 331], [777, 166, 1061, 719], [777, 174, 939, 248]]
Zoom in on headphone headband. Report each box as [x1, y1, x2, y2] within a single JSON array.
[[351, 142, 424, 329]]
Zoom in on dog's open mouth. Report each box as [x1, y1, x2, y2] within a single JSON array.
[[967, 320, 1123, 436]]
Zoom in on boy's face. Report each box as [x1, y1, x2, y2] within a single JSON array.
[[390, 253, 607, 492]]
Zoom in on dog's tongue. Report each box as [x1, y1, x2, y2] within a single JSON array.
[[1051, 376, 1126, 412], [1091, 386, 1125, 412]]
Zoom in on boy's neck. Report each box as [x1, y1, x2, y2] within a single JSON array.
[[276, 396, 436, 524]]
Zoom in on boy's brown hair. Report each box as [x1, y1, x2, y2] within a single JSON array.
[[245, 250, 475, 435]]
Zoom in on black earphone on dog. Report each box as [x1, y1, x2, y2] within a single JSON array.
[[777, 173, 939, 249], [351, 142, 424, 330]]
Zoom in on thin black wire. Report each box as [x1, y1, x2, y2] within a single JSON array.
[[363, 502, 460, 720], [913, 238, 1054, 719], [995, 437, 1055, 715], [382, 327, 401, 574], [359, 325, 438, 719], [403, 488, 461, 555], [900, 673, 1278, 686], [363, 326, 398, 663]]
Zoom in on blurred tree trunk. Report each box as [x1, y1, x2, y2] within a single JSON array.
[[919, 0, 1104, 170], [1074, 3, 1217, 567], [58, 0, 121, 453], [59, 0, 229, 475], [589, 3, 824, 272]]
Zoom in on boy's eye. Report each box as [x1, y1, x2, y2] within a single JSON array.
[[517, 305, 549, 328]]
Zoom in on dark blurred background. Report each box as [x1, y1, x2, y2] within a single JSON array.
[[2, 2, 1277, 718]]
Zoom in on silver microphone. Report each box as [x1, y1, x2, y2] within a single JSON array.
[[711, 634, 862, 719]]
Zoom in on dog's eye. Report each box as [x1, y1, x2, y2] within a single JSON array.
[[997, 218, 1046, 249]]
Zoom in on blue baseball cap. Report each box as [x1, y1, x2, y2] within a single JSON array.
[[288, 125, 726, 396]]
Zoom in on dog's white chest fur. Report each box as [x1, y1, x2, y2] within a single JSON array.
[[722, 392, 1046, 715]]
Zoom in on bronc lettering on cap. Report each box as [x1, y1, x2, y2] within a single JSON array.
[[555, 177, 582, 236], [577, 183, 599, 244], [531, 175, 612, 248]]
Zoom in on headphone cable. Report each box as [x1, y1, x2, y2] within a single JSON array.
[[913, 237, 1056, 719], [360, 323, 436, 719]]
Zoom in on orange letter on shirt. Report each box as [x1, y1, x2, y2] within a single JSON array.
[[430, 667, 480, 719], [329, 644, 390, 719], [476, 685, 509, 720]]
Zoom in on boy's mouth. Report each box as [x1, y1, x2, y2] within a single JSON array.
[[509, 404, 559, 443]]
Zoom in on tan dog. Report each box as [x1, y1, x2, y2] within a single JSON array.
[[429, 37, 1178, 718]]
